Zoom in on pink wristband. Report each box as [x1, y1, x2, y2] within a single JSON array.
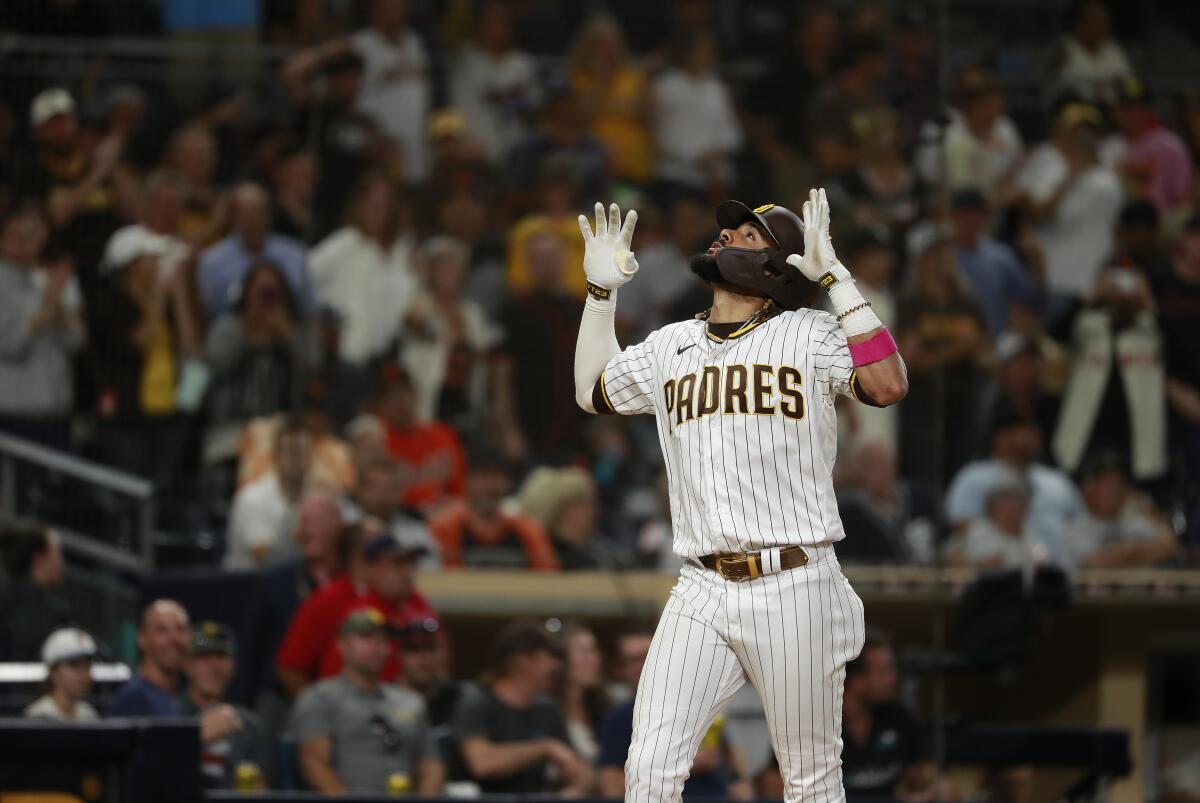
[[848, 327, 897, 367]]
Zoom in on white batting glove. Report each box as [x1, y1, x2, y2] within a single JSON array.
[[788, 188, 881, 336], [786, 188, 850, 287], [579, 202, 639, 293]]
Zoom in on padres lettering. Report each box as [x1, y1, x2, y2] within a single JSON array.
[[663, 363, 805, 426]]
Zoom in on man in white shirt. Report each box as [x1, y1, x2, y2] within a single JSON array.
[[945, 474, 1052, 569], [352, 0, 430, 180], [450, 2, 538, 162], [1063, 456, 1178, 568], [226, 419, 315, 569]]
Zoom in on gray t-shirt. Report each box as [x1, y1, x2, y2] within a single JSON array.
[[24, 695, 99, 721], [292, 675, 436, 793]]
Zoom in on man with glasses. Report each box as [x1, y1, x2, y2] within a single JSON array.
[[292, 608, 444, 794]]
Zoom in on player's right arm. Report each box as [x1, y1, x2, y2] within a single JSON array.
[[574, 201, 639, 412]]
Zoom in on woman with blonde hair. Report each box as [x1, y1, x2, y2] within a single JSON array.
[[569, 16, 653, 185], [518, 467, 617, 569]]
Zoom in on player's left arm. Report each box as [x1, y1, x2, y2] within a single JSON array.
[[788, 188, 908, 406]]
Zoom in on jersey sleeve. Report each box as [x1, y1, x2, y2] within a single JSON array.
[[812, 316, 856, 402], [594, 334, 658, 416]]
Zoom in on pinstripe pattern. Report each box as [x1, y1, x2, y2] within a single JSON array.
[[599, 306, 866, 803], [599, 309, 857, 559], [626, 550, 865, 803]]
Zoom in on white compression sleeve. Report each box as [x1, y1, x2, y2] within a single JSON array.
[[574, 292, 621, 412]]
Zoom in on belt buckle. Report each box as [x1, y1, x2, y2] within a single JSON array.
[[715, 555, 743, 581]]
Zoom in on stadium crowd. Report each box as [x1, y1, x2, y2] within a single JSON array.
[[1, 0, 1200, 796]]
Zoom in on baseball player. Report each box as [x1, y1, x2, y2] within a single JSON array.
[[573, 189, 908, 803]]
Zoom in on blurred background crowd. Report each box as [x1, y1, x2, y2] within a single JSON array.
[[1, 0, 1199, 798]]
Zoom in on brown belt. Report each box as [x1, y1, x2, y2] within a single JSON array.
[[698, 545, 809, 581]]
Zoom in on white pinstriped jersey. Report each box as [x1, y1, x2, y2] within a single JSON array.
[[598, 308, 857, 559]]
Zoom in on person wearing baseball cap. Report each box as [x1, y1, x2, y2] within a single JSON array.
[[179, 622, 268, 790], [12, 87, 134, 298], [290, 608, 445, 793], [24, 627, 100, 721], [275, 524, 438, 698]]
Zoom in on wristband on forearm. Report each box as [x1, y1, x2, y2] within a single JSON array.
[[586, 281, 614, 302], [849, 327, 898, 366], [823, 262, 882, 337]]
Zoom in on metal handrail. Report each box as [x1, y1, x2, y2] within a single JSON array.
[[0, 432, 156, 566], [0, 433, 152, 499]]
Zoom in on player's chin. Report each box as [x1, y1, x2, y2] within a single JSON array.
[[689, 253, 721, 283]]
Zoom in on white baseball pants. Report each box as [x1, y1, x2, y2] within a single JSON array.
[[626, 544, 865, 803]]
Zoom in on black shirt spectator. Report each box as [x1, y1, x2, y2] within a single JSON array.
[[0, 522, 72, 661], [836, 440, 937, 565], [842, 631, 932, 799], [453, 621, 590, 795]]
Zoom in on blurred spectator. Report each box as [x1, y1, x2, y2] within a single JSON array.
[[203, 261, 317, 471], [598, 628, 653, 795], [836, 440, 937, 565], [430, 448, 558, 571], [1064, 455, 1178, 568], [403, 236, 502, 430], [519, 467, 616, 569], [454, 620, 592, 795], [746, 5, 839, 159], [292, 608, 444, 793], [239, 489, 345, 703], [373, 364, 466, 515], [1103, 78, 1195, 215], [569, 15, 653, 185], [1013, 103, 1124, 302], [397, 617, 461, 728], [843, 107, 919, 235], [302, 307, 376, 428], [558, 623, 608, 763], [225, 417, 315, 569], [897, 233, 990, 489], [979, 333, 1062, 455], [197, 182, 310, 320], [422, 109, 500, 215], [1153, 215, 1200, 482], [496, 231, 587, 459], [983, 766, 1036, 803], [24, 627, 99, 721], [506, 159, 589, 299], [352, 0, 431, 180], [807, 34, 890, 194], [351, 457, 441, 568], [753, 756, 786, 801], [946, 401, 1083, 564], [181, 622, 268, 790], [507, 77, 609, 209], [652, 32, 742, 198], [309, 173, 417, 366], [617, 197, 709, 337], [951, 189, 1044, 338], [276, 527, 436, 696], [12, 89, 137, 300], [269, 145, 316, 243], [238, 411, 356, 492], [111, 599, 191, 715], [944, 472, 1053, 569], [282, 42, 382, 240], [842, 630, 935, 800], [889, 5, 939, 139], [451, 1, 538, 162], [1051, 268, 1167, 482], [1113, 201, 1170, 276], [0, 207, 84, 449], [1048, 0, 1134, 104], [916, 67, 1023, 199], [160, 126, 224, 248], [0, 523, 71, 661]]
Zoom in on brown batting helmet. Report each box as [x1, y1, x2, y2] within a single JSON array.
[[711, 201, 817, 310]]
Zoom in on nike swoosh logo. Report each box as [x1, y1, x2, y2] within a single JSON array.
[[677, 344, 696, 355]]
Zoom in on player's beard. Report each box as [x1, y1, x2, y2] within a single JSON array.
[[689, 253, 722, 284]]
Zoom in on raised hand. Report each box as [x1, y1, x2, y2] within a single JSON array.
[[578, 201, 639, 291], [786, 187, 845, 284]]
